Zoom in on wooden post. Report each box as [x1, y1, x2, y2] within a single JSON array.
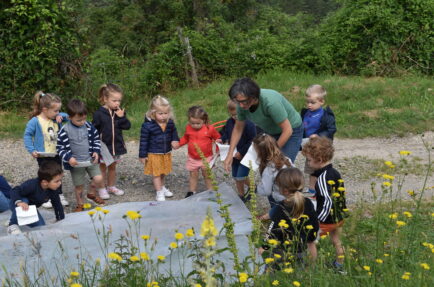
[[177, 27, 199, 87]]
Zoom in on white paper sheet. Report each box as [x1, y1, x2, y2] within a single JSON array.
[[240, 144, 258, 171], [216, 143, 238, 162], [16, 205, 39, 226]]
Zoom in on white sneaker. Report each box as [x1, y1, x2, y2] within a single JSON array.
[[7, 224, 22, 235], [98, 188, 110, 200], [42, 200, 52, 208], [156, 190, 165, 201], [163, 186, 173, 197], [59, 194, 69, 206], [108, 186, 125, 196]]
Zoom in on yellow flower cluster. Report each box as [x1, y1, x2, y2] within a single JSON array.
[[157, 255, 165, 262], [396, 220, 406, 227], [363, 265, 370, 271], [272, 280, 279, 286], [170, 242, 178, 249], [384, 161, 395, 168], [399, 150, 411, 156], [70, 271, 79, 277], [403, 211, 412, 218], [83, 203, 91, 209], [185, 228, 195, 237], [293, 281, 301, 287], [332, 192, 340, 197], [268, 239, 279, 246], [239, 272, 248, 283], [283, 267, 294, 273], [87, 207, 110, 216], [382, 182, 392, 187], [401, 272, 411, 280], [129, 255, 139, 262], [125, 210, 141, 220], [375, 259, 383, 264], [382, 174, 395, 180], [265, 258, 275, 264], [389, 213, 398, 219], [420, 263, 430, 270], [140, 252, 150, 261], [108, 252, 122, 262], [174, 232, 184, 240], [278, 219, 289, 228], [200, 216, 218, 237]]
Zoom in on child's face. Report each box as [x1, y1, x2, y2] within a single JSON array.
[[189, 117, 204, 130], [305, 154, 324, 170], [42, 103, 61, 119], [104, 92, 122, 110], [155, 106, 169, 123], [228, 108, 237, 120], [305, 95, 324, 112], [70, 114, 87, 127], [42, 174, 63, 190]]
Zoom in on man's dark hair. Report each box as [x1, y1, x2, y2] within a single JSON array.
[[38, 161, 63, 182], [66, 99, 88, 117], [228, 77, 260, 100]]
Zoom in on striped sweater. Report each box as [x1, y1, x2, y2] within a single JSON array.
[[312, 164, 347, 224], [56, 122, 101, 170]]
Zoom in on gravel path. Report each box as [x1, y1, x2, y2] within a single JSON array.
[[0, 132, 432, 213]]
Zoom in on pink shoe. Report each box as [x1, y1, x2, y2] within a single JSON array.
[[108, 186, 125, 196], [98, 188, 110, 200]]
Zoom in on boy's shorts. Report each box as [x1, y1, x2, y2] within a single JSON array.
[[70, 164, 101, 186], [100, 155, 122, 164], [232, 160, 249, 180], [186, 155, 212, 172], [319, 220, 344, 236]]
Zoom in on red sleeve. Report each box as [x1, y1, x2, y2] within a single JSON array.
[[209, 125, 221, 140], [179, 127, 189, 146]]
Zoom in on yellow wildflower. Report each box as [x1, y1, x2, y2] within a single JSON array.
[[125, 210, 141, 220], [102, 209, 110, 214], [186, 228, 195, 237], [382, 182, 391, 187], [170, 242, 178, 249], [146, 282, 159, 287], [403, 211, 412, 218], [129, 255, 139, 262], [396, 221, 406, 227], [284, 240, 291, 245], [349, 248, 357, 253], [388, 213, 398, 219], [407, 190, 415, 196], [401, 273, 410, 280], [274, 253, 281, 259], [200, 216, 218, 237], [83, 203, 91, 209], [293, 281, 301, 287], [384, 253, 390, 257], [66, 278, 72, 284], [320, 234, 328, 239], [363, 265, 371, 271], [278, 219, 289, 228], [343, 208, 349, 212], [174, 232, 184, 240], [338, 179, 344, 183], [272, 280, 279, 286], [204, 237, 216, 247], [157, 255, 165, 262], [108, 252, 122, 262], [268, 239, 279, 246], [71, 284, 82, 287], [382, 174, 395, 180], [239, 272, 248, 283], [95, 206, 102, 211], [327, 180, 336, 185], [338, 255, 345, 259], [399, 150, 411, 156], [140, 252, 150, 261], [384, 160, 393, 166], [195, 284, 202, 287], [70, 271, 79, 277], [332, 192, 340, 197], [305, 225, 314, 230], [420, 263, 430, 270], [265, 258, 275, 264], [338, 187, 345, 191], [141, 235, 150, 240], [376, 259, 383, 264], [88, 210, 96, 216]]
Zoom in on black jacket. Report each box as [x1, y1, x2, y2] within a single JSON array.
[[139, 119, 179, 158], [92, 107, 131, 156], [301, 106, 336, 140], [10, 178, 64, 221]]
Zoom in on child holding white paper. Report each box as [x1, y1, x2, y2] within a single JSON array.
[[220, 100, 256, 200], [7, 161, 64, 235]]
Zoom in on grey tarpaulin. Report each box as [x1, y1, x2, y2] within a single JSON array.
[[0, 183, 253, 282]]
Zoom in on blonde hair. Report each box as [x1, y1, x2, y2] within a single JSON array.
[[145, 95, 174, 120], [31, 91, 61, 118], [98, 83, 123, 104], [253, 134, 292, 175], [275, 168, 305, 218], [305, 84, 327, 101], [302, 137, 334, 163]]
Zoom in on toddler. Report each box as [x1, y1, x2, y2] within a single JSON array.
[[57, 99, 106, 211], [7, 161, 64, 235], [92, 83, 131, 199], [178, 106, 221, 198], [302, 137, 347, 273], [220, 100, 256, 201], [260, 167, 318, 266], [23, 91, 69, 208], [301, 84, 336, 195], [139, 95, 179, 201]]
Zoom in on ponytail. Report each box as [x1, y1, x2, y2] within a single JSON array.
[[31, 91, 61, 118], [286, 191, 305, 218]]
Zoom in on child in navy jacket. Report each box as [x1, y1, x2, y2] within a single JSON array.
[[139, 95, 179, 201]]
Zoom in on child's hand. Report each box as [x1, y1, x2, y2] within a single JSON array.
[[234, 152, 242, 160], [115, 108, 125, 118], [92, 152, 99, 164], [215, 139, 223, 144], [139, 158, 147, 165], [55, 114, 64, 123], [31, 151, 39, 158], [69, 157, 78, 166], [17, 202, 29, 211], [171, 141, 180, 149]]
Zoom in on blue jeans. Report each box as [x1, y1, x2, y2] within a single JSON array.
[[0, 191, 9, 212], [232, 160, 250, 180], [9, 198, 45, 227], [271, 124, 303, 163]]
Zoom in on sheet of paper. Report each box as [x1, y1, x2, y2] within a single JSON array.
[[216, 143, 238, 161], [209, 153, 218, 168], [16, 205, 39, 226], [240, 144, 258, 171], [37, 152, 57, 157], [100, 142, 115, 166]]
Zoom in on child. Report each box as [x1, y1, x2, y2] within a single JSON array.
[[300, 85, 336, 195], [23, 91, 69, 208], [0, 175, 12, 213], [259, 167, 318, 266], [7, 161, 64, 235], [302, 137, 347, 272], [92, 83, 131, 199], [220, 100, 256, 201], [178, 106, 221, 198], [254, 134, 293, 219], [57, 99, 106, 211], [139, 95, 180, 201]]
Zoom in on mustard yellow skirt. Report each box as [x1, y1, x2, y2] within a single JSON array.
[[144, 153, 172, 176]]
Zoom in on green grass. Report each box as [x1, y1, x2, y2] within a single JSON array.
[[1, 71, 433, 139]]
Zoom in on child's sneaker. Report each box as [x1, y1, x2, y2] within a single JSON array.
[[156, 190, 165, 201], [107, 186, 125, 196], [185, 191, 195, 198], [7, 224, 22, 235], [74, 204, 84, 212], [331, 260, 347, 275], [86, 193, 106, 206], [42, 200, 52, 208], [59, 194, 69, 206], [163, 186, 173, 197], [98, 188, 110, 200]]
